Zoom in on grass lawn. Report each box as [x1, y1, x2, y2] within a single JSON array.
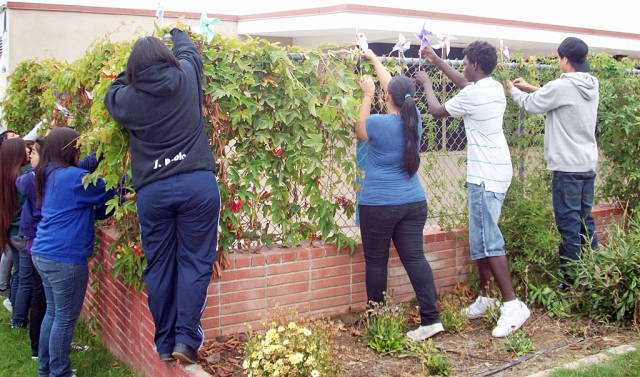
[[0, 303, 140, 376], [549, 347, 640, 377]]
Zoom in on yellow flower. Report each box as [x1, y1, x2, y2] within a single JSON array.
[[300, 327, 312, 336], [278, 326, 285, 332], [243, 359, 250, 369], [311, 370, 320, 377], [288, 322, 296, 329]]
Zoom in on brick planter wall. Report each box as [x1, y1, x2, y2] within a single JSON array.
[[83, 206, 623, 376]]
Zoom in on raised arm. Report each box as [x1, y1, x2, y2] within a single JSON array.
[[415, 72, 450, 119], [363, 49, 391, 92], [171, 28, 203, 76], [354, 75, 376, 140], [421, 47, 470, 89]]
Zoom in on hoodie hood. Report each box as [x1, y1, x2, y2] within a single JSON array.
[[133, 62, 181, 97], [561, 72, 599, 101]]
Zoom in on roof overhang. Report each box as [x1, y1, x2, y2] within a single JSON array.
[[237, 5, 640, 58]]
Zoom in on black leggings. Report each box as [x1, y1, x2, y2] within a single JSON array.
[[359, 201, 440, 326]]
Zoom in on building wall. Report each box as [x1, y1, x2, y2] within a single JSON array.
[[83, 205, 623, 377], [0, 3, 292, 128], [5, 8, 240, 73]]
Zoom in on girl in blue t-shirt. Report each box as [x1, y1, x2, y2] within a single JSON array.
[[356, 49, 442, 341]]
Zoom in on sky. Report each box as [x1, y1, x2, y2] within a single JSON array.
[[4, 0, 639, 35]]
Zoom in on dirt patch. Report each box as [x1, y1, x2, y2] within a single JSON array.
[[197, 305, 639, 377]]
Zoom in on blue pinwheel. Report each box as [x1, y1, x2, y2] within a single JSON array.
[[199, 10, 222, 43]]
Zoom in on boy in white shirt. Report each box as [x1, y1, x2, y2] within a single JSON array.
[[416, 41, 530, 337]]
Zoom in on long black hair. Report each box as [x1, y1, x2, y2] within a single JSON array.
[[125, 36, 180, 88], [0, 137, 28, 253], [387, 76, 420, 178], [35, 128, 80, 207]]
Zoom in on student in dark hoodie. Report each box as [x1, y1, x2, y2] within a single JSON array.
[[104, 28, 220, 364], [508, 37, 599, 285]]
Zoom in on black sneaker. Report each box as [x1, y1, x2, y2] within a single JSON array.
[[172, 343, 198, 364], [159, 353, 176, 362]]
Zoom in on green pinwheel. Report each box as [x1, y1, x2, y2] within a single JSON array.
[[199, 10, 222, 43]]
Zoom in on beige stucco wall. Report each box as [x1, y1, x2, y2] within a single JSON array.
[[6, 9, 242, 73], [0, 6, 291, 109]]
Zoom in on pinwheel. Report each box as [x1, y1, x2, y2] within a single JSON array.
[[55, 102, 72, 118], [199, 10, 222, 43], [355, 29, 368, 52], [499, 39, 511, 60], [156, 2, 164, 26], [391, 33, 411, 55], [432, 33, 457, 57], [414, 23, 433, 50]]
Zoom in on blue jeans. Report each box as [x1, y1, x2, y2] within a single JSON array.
[[0, 251, 12, 292], [8, 236, 28, 313], [33, 256, 88, 377], [467, 182, 507, 260], [359, 201, 440, 326], [552, 171, 598, 273], [12, 236, 32, 327]]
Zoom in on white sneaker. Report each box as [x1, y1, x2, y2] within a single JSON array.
[[3, 298, 12, 313], [462, 296, 499, 319], [70, 343, 90, 352], [491, 301, 531, 338], [406, 323, 444, 341]]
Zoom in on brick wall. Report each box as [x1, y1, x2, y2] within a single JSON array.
[[83, 206, 623, 377]]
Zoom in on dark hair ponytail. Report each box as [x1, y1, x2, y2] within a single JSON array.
[[35, 128, 80, 207], [387, 76, 420, 178]]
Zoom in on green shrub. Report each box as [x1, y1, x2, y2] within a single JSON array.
[[591, 54, 640, 212], [500, 168, 562, 295], [438, 295, 468, 333], [363, 295, 409, 354], [567, 214, 640, 325], [503, 330, 535, 356], [400, 339, 451, 376]]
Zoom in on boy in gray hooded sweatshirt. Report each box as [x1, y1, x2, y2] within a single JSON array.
[[507, 37, 599, 285]]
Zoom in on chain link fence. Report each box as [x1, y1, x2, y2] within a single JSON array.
[[232, 54, 633, 249]]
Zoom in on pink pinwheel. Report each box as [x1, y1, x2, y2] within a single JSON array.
[[391, 33, 411, 55], [355, 29, 368, 52], [414, 23, 433, 50], [499, 39, 511, 60]]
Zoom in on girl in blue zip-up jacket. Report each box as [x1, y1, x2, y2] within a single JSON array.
[[17, 137, 100, 361], [30, 128, 126, 377]]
